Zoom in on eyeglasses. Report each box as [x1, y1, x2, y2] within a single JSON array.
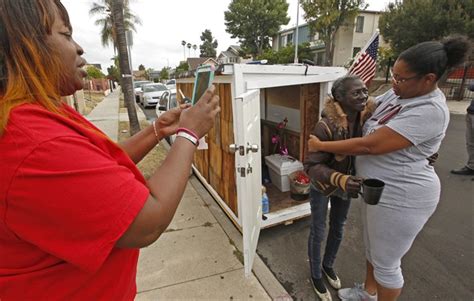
[[390, 69, 421, 85]]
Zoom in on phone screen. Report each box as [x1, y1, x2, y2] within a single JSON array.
[[193, 71, 211, 104]]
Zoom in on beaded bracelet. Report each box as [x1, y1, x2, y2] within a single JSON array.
[[152, 120, 160, 143]]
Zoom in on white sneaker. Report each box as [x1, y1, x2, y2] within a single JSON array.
[[323, 266, 341, 289], [311, 278, 333, 301], [338, 283, 377, 301]]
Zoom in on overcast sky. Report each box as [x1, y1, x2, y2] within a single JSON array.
[[62, 0, 392, 72]]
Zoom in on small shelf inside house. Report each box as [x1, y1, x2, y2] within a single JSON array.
[[260, 84, 315, 215], [264, 183, 308, 213]]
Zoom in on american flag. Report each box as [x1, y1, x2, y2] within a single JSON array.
[[348, 31, 379, 85]]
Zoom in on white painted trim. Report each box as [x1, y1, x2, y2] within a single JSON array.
[[261, 202, 311, 228], [176, 75, 233, 84], [194, 157, 311, 230], [222, 64, 345, 76], [246, 72, 346, 90], [232, 64, 247, 224]]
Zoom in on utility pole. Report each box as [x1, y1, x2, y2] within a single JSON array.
[[181, 40, 186, 61], [294, 1, 300, 64]]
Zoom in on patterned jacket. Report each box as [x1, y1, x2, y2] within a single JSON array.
[[304, 97, 376, 197]]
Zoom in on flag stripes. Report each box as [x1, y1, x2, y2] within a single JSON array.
[[348, 32, 379, 85]]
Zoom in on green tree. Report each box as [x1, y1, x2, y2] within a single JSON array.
[[175, 61, 189, 74], [107, 64, 120, 82], [225, 0, 289, 58], [144, 68, 153, 80], [199, 29, 218, 58], [138, 64, 145, 71], [258, 42, 314, 64], [301, 0, 366, 66], [160, 67, 170, 81], [89, 0, 142, 50], [379, 0, 473, 58], [376, 46, 395, 73], [86, 66, 105, 78]]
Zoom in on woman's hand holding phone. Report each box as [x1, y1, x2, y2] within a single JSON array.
[[156, 103, 191, 139], [179, 85, 220, 138]]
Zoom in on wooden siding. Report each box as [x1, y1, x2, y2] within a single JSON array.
[[176, 82, 238, 217], [300, 83, 320, 160]]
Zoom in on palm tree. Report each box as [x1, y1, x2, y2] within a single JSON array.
[[192, 44, 197, 56], [89, 0, 142, 51], [187, 43, 192, 58], [181, 40, 187, 60], [111, 0, 140, 134]]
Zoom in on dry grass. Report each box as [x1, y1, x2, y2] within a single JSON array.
[[83, 91, 106, 115], [118, 119, 169, 180]]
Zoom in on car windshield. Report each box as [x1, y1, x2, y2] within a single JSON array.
[[169, 94, 177, 108], [144, 85, 166, 92], [134, 81, 148, 88], [159, 94, 169, 107], [166, 79, 175, 85]]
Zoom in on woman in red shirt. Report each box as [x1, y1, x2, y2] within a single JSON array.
[[0, 0, 220, 299]]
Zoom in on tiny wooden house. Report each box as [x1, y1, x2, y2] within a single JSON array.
[[176, 64, 346, 275]]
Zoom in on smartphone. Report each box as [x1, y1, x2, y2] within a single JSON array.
[[192, 65, 215, 105]]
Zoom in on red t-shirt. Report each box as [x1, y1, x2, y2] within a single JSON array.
[[0, 103, 150, 300]]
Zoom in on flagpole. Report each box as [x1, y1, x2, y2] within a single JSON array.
[[348, 29, 379, 72]]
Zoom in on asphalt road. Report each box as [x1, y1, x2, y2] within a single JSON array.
[[256, 113, 474, 301], [142, 105, 158, 122]]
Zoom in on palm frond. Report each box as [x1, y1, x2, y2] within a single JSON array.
[[89, 3, 107, 16]]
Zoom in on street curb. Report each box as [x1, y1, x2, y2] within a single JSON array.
[[189, 176, 292, 301]]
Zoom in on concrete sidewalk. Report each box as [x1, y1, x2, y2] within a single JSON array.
[[86, 91, 290, 300], [85, 89, 121, 141], [447, 99, 471, 115]]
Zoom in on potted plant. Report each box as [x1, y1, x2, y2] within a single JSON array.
[[288, 170, 311, 201]]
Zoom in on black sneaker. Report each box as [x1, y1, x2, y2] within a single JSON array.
[[322, 265, 341, 289], [451, 166, 474, 175], [311, 277, 332, 301]]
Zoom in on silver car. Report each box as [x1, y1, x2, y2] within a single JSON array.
[[140, 83, 168, 108], [155, 89, 177, 118], [133, 80, 151, 102], [155, 89, 177, 143]]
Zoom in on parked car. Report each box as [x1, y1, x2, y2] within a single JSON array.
[[140, 83, 168, 108], [165, 79, 176, 90], [155, 89, 177, 117], [134, 80, 152, 102], [155, 89, 177, 143]]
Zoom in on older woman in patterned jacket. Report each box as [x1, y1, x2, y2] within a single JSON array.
[[304, 75, 376, 301]]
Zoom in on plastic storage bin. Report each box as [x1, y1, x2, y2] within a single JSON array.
[[264, 154, 304, 192]]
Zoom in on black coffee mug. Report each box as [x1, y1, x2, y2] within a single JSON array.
[[359, 178, 385, 205]]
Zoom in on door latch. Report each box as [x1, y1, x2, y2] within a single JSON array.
[[237, 163, 253, 177], [229, 144, 245, 156], [246, 143, 259, 154]]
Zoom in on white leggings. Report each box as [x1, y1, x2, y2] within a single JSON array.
[[362, 201, 437, 289]]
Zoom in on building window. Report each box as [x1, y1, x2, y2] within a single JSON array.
[[353, 47, 361, 57], [315, 52, 325, 66], [355, 16, 364, 33], [287, 33, 293, 45]]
